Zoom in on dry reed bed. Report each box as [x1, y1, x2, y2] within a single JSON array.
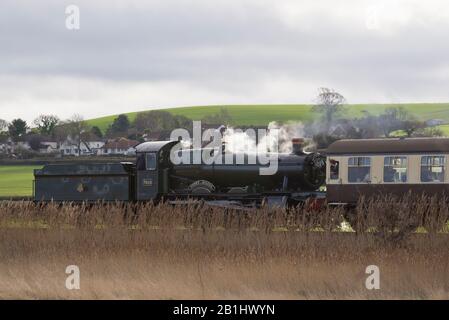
[[0, 196, 449, 299], [0, 194, 448, 234]]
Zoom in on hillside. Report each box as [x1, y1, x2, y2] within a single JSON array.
[[86, 103, 449, 133]]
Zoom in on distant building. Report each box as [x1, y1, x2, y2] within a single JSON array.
[[60, 139, 105, 156], [39, 141, 59, 154], [85, 141, 106, 155], [99, 138, 139, 156]]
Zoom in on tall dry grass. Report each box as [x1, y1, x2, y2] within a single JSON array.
[[0, 196, 448, 299]]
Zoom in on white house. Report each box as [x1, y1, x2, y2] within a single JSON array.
[[60, 139, 105, 156], [85, 141, 105, 155], [39, 141, 59, 154], [99, 138, 139, 156]]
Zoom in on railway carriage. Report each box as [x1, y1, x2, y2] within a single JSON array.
[[326, 138, 449, 205]]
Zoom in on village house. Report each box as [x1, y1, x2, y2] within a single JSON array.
[[99, 138, 139, 156], [60, 139, 106, 156], [0, 135, 141, 157], [39, 141, 59, 154]]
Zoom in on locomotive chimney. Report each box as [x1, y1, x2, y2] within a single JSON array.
[[291, 138, 304, 155]]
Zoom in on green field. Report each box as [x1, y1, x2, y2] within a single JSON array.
[[437, 124, 449, 135], [87, 103, 449, 133], [0, 166, 42, 197]]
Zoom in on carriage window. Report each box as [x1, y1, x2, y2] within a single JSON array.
[[348, 157, 371, 183], [384, 156, 407, 183], [146, 153, 157, 171], [330, 159, 340, 180], [421, 156, 445, 182]]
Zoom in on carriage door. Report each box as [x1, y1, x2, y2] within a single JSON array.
[[136, 152, 160, 200]]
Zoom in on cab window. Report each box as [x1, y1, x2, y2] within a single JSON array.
[[136, 154, 146, 171], [146, 153, 157, 171], [329, 159, 340, 180]]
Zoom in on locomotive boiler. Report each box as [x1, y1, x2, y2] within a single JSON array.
[[167, 144, 326, 194]]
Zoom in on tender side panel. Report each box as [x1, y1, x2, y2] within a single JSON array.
[[35, 175, 130, 202], [34, 163, 131, 202]]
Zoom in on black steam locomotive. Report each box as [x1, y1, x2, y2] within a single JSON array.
[[34, 139, 326, 207]]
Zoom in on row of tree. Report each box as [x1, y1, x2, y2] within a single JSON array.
[[309, 88, 443, 148], [1, 90, 443, 153], [0, 115, 80, 140], [0, 114, 94, 155], [0, 108, 234, 152], [104, 108, 233, 138]]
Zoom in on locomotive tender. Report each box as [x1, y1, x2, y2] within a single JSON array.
[[34, 137, 449, 207]]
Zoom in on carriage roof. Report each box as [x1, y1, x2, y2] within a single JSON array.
[[327, 138, 449, 155]]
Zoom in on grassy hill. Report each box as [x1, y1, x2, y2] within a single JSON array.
[[87, 103, 449, 133]]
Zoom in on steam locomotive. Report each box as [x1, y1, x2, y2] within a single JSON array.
[[34, 139, 327, 207]]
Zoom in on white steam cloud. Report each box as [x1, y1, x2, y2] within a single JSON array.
[[223, 121, 310, 154]]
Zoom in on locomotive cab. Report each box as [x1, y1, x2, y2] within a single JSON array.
[[135, 140, 179, 200]]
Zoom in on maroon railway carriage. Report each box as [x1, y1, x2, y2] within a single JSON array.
[[325, 137, 449, 205]]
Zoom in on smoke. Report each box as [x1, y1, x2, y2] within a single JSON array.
[[170, 120, 315, 155], [268, 121, 306, 153], [223, 121, 312, 154], [223, 128, 258, 153]]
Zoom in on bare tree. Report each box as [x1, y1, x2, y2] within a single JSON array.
[[0, 119, 8, 132], [377, 107, 409, 137], [67, 114, 89, 156], [53, 122, 69, 152], [402, 119, 426, 137], [312, 88, 346, 126], [380, 107, 426, 137]]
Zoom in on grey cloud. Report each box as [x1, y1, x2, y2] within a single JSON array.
[[1, 0, 449, 121]]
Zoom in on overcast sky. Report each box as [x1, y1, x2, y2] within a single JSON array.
[[1, 0, 449, 123]]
